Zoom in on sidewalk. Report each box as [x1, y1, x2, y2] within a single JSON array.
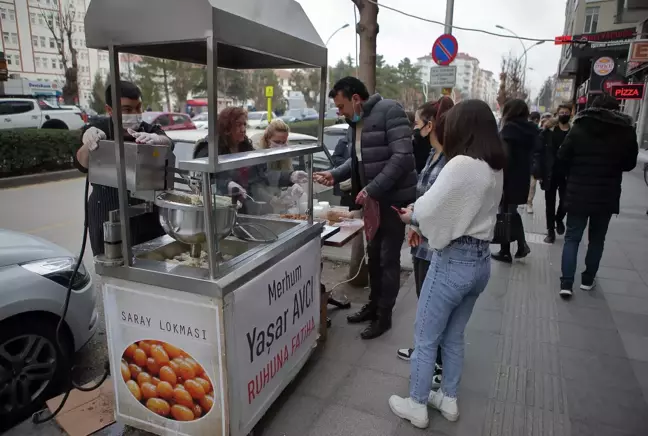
[[5, 168, 648, 436], [255, 167, 648, 436]]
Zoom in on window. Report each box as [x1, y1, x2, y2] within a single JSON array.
[[584, 6, 599, 33], [47, 17, 53, 27], [156, 115, 171, 126], [51, 58, 56, 69], [11, 33, 17, 45], [50, 38, 55, 48], [35, 57, 42, 68], [14, 55, 20, 67], [30, 12, 36, 24], [40, 36, 46, 47], [6, 56, 11, 65], [38, 15, 44, 26], [172, 114, 188, 125], [9, 9, 15, 21], [59, 61, 63, 69], [0, 8, 5, 20], [32, 35, 39, 46]]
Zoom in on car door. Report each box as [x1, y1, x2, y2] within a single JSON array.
[[0, 100, 39, 129], [156, 114, 171, 130], [170, 114, 193, 130]]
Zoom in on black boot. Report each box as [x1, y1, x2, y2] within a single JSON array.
[[515, 242, 531, 259], [544, 231, 556, 244], [360, 308, 392, 340], [492, 251, 513, 263], [347, 303, 377, 324]]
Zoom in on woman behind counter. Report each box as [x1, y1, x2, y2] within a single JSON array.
[[193, 108, 307, 211]]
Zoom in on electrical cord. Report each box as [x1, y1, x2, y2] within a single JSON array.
[[33, 175, 110, 424], [363, 0, 612, 44]]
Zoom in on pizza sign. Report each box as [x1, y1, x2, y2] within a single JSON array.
[[593, 57, 615, 76], [610, 84, 645, 100]]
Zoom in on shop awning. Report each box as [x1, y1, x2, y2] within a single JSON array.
[[187, 99, 208, 106]]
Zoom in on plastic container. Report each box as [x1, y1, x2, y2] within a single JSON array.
[[313, 206, 325, 218]]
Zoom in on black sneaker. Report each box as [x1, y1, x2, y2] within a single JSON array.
[[397, 348, 414, 361], [492, 251, 513, 263], [580, 277, 596, 291], [559, 288, 573, 299], [556, 220, 566, 236]]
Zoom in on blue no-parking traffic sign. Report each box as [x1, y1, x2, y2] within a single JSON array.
[[432, 34, 459, 66]]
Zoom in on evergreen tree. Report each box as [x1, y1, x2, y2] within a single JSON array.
[[89, 72, 106, 114]]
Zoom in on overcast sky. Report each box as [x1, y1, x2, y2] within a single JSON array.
[[296, 0, 567, 99]]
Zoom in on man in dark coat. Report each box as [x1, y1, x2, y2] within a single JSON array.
[[314, 77, 417, 339], [557, 94, 638, 299], [534, 105, 572, 243]]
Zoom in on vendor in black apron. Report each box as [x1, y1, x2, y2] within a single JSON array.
[[74, 80, 173, 256]]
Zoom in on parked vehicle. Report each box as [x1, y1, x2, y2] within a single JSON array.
[[247, 111, 278, 129], [325, 108, 340, 120], [0, 229, 98, 426], [323, 123, 349, 151], [285, 108, 319, 122], [141, 111, 196, 131], [0, 98, 86, 130], [191, 112, 209, 130]]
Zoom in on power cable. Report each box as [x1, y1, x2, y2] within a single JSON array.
[[363, 0, 583, 44]]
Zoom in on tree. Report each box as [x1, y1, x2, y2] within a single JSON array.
[[89, 72, 106, 113], [537, 76, 554, 111], [133, 64, 162, 111], [166, 61, 204, 110], [352, 0, 379, 93], [247, 70, 285, 113], [329, 55, 356, 85], [289, 69, 320, 108], [132, 57, 173, 111], [375, 55, 399, 100], [42, 1, 78, 104], [497, 53, 525, 107], [193, 68, 250, 105], [396, 57, 422, 110]]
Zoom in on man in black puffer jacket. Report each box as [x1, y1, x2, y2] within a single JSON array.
[[557, 94, 638, 299], [314, 77, 417, 339]]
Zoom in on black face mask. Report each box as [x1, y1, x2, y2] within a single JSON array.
[[558, 115, 570, 124], [413, 128, 423, 143]]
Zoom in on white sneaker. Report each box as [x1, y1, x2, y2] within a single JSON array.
[[580, 278, 596, 291], [388, 395, 429, 428], [428, 389, 459, 422], [526, 204, 534, 214]]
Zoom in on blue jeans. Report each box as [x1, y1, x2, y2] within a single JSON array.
[[410, 237, 491, 403], [560, 213, 612, 288]]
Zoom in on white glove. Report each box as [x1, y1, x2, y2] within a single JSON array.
[[127, 129, 170, 145], [82, 127, 106, 151], [290, 170, 308, 184], [289, 184, 304, 199], [227, 181, 246, 196]]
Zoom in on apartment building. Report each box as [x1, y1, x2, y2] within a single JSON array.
[[415, 52, 498, 107], [0, 0, 130, 108]]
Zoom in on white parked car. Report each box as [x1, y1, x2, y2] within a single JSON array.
[[247, 111, 278, 129], [0, 98, 86, 130], [191, 112, 209, 130]]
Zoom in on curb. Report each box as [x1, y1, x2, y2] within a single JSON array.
[[0, 169, 83, 189]]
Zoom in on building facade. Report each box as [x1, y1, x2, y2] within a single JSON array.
[[558, 0, 648, 110], [0, 0, 131, 108], [415, 53, 498, 107]]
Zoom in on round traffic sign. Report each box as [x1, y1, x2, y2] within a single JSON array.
[[432, 34, 459, 66]]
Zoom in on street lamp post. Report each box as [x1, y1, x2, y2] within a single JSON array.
[[495, 25, 543, 93], [325, 23, 350, 108]]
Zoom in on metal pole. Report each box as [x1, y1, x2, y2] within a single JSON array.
[[108, 45, 132, 265], [206, 34, 219, 171], [202, 171, 218, 279], [444, 0, 454, 34]]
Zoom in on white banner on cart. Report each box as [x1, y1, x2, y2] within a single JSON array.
[[103, 280, 226, 436], [233, 237, 321, 426]]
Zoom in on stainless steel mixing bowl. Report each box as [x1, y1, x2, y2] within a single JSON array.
[[155, 190, 236, 244]]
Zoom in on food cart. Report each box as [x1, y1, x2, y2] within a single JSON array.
[[83, 1, 329, 434]]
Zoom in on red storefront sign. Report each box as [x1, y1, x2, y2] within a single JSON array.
[[610, 84, 645, 100]]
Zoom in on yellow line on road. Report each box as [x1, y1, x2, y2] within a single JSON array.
[[27, 220, 77, 235]]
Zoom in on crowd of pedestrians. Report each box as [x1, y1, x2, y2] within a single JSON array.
[[314, 76, 639, 429]]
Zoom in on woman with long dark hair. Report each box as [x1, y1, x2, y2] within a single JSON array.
[[492, 98, 537, 263], [388, 100, 505, 429], [396, 97, 454, 379]]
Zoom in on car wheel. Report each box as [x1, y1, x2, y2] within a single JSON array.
[[0, 316, 72, 427]]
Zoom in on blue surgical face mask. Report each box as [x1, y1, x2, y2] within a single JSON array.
[[351, 113, 362, 123]]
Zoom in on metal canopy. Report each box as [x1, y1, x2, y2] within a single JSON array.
[[84, 0, 327, 69]]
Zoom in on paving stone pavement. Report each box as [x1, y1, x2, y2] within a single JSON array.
[[255, 167, 648, 436], [5, 169, 647, 436]]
